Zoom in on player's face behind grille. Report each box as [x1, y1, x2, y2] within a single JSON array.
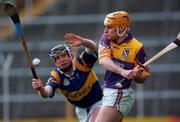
[[50, 45, 73, 72]]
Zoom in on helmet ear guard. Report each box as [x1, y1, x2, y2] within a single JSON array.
[[104, 11, 130, 28]]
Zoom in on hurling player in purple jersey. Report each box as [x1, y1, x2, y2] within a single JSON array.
[[95, 11, 150, 122]]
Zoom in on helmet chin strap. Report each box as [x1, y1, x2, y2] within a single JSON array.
[[64, 45, 73, 61], [63, 44, 75, 71], [116, 27, 129, 37]]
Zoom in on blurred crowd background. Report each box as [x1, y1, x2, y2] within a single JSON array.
[[0, 0, 180, 122]]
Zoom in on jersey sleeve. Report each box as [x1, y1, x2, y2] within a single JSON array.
[[135, 46, 150, 76], [136, 47, 147, 65], [46, 70, 61, 98], [98, 34, 112, 60], [80, 51, 98, 68], [75, 50, 98, 70]]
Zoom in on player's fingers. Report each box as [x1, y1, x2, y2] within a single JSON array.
[[144, 65, 150, 71], [133, 68, 144, 78], [32, 78, 41, 81], [139, 67, 144, 71], [32, 82, 38, 88], [32, 81, 42, 88], [65, 40, 75, 46], [68, 33, 80, 38], [32, 80, 40, 85], [32, 78, 38, 83], [66, 40, 78, 46], [65, 33, 78, 39], [127, 73, 134, 79], [135, 66, 144, 72], [68, 33, 83, 41], [135, 65, 144, 69], [64, 33, 74, 39], [65, 39, 72, 43], [68, 33, 76, 37], [123, 70, 134, 79]]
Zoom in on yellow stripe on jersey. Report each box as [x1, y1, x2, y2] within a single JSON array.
[[98, 44, 112, 60], [51, 70, 61, 85], [79, 53, 87, 65], [59, 70, 97, 101], [74, 59, 91, 72], [112, 38, 142, 63]]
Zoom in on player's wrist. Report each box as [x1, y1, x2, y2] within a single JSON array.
[[80, 37, 86, 45], [36, 86, 44, 92], [118, 68, 125, 76]]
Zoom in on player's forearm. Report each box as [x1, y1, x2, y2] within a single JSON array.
[[82, 38, 96, 54], [37, 86, 53, 98], [99, 57, 124, 75]]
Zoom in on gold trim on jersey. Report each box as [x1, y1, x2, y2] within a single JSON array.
[[74, 59, 91, 72], [50, 70, 61, 85], [59, 70, 97, 101]]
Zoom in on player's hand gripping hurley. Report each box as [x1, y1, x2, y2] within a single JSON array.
[[115, 32, 180, 87], [2, 1, 38, 79]]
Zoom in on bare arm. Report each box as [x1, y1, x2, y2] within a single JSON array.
[[82, 38, 96, 54], [99, 57, 145, 80], [99, 56, 124, 75], [65, 33, 96, 54], [32, 78, 53, 98]]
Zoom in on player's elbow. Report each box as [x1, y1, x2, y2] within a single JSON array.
[[99, 56, 110, 67], [99, 58, 107, 69]]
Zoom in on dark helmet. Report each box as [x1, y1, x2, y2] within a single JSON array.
[[49, 44, 70, 59]]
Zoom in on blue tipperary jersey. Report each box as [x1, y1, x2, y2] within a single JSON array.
[[98, 33, 150, 89], [47, 51, 103, 108]]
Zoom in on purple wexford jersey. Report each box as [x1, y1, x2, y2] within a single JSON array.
[[98, 33, 149, 89]]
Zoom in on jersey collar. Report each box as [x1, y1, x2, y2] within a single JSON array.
[[57, 62, 76, 77], [124, 33, 133, 42], [113, 33, 133, 45]]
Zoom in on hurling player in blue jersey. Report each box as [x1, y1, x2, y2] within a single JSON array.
[[32, 33, 103, 122], [95, 11, 150, 122]]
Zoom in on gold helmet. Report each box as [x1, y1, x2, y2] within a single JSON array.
[[104, 11, 130, 28]]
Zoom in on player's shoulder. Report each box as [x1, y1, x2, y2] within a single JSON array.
[[50, 68, 61, 82], [131, 37, 143, 48]]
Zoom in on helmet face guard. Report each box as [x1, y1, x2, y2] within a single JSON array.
[[49, 44, 70, 59], [50, 44, 73, 72], [104, 11, 130, 28]]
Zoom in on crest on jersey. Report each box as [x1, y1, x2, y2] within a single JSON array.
[[63, 78, 70, 86], [121, 49, 130, 60]]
